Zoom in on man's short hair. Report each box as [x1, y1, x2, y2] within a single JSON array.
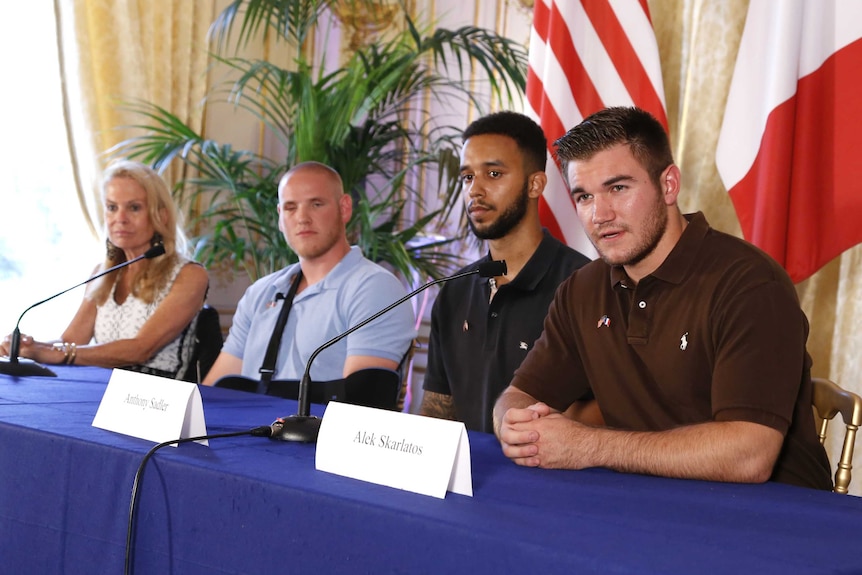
[[283, 161, 343, 187], [554, 107, 674, 189], [462, 111, 548, 173], [278, 161, 344, 201]]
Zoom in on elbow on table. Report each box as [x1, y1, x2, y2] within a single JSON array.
[[725, 449, 779, 484], [747, 455, 779, 484], [711, 421, 783, 484]]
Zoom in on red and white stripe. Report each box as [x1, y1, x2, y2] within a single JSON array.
[[525, 0, 667, 257], [716, 0, 862, 283]]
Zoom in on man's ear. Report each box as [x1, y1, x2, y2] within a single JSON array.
[[339, 193, 353, 222], [528, 171, 547, 199], [661, 164, 682, 206]]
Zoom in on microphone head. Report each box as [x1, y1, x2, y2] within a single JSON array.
[[477, 260, 506, 278], [144, 244, 166, 259]]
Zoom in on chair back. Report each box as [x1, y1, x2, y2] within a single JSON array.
[[215, 367, 402, 411], [183, 305, 223, 383], [811, 377, 862, 494], [214, 376, 258, 393]]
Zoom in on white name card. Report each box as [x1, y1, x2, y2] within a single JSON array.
[[92, 369, 208, 445], [316, 401, 472, 499]]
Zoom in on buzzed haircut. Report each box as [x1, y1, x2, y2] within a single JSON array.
[[285, 161, 343, 187], [462, 111, 548, 173], [279, 161, 344, 201], [554, 107, 674, 189]]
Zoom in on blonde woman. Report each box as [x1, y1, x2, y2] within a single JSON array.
[[1, 160, 209, 379]]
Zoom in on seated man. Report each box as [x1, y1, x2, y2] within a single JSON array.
[[494, 107, 832, 490], [420, 111, 591, 433], [203, 162, 415, 388]]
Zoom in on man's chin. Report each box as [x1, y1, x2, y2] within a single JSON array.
[[594, 248, 625, 267], [289, 243, 319, 261], [468, 222, 493, 239]]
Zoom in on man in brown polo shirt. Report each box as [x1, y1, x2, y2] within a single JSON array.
[[493, 106, 832, 490]]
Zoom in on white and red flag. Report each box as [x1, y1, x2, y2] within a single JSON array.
[[525, 0, 667, 256], [716, 0, 862, 283]]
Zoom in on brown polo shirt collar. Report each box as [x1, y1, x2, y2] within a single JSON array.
[[610, 211, 710, 289]]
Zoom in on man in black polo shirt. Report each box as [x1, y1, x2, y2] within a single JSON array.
[[419, 111, 591, 433], [494, 107, 832, 490]]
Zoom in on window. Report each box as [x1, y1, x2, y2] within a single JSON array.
[[0, 3, 99, 341]]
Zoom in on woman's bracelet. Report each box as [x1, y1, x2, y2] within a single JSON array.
[[51, 342, 78, 365]]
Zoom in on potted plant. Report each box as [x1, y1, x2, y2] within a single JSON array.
[[111, 0, 528, 283]]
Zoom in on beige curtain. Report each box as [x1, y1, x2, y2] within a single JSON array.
[[651, 0, 862, 493], [54, 0, 215, 234]]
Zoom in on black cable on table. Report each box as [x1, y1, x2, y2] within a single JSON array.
[[124, 425, 273, 575]]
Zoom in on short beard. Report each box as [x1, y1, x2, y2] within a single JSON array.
[[468, 181, 529, 240], [595, 194, 667, 267]]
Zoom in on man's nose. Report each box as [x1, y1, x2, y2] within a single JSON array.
[[465, 179, 484, 199], [591, 194, 614, 225], [295, 204, 311, 222]]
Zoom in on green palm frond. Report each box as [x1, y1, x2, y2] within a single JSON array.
[[417, 24, 528, 105], [210, 0, 336, 52], [111, 0, 528, 282]]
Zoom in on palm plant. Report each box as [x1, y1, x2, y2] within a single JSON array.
[[112, 0, 527, 282]]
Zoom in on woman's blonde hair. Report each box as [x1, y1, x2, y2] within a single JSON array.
[[91, 160, 190, 305]]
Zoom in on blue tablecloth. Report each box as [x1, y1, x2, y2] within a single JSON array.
[[1, 366, 860, 574]]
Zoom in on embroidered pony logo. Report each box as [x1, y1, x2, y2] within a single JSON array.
[[680, 332, 689, 351]]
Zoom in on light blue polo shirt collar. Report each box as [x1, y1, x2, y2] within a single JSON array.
[[269, 246, 364, 302]]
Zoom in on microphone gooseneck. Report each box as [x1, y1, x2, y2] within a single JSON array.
[[270, 259, 507, 443], [0, 244, 166, 377]]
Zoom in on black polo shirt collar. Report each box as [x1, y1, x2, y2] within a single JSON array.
[[490, 229, 562, 292]]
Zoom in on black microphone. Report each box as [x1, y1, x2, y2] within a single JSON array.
[[0, 243, 166, 377], [269, 259, 507, 442]]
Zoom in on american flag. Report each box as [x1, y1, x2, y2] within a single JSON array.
[[525, 0, 668, 257]]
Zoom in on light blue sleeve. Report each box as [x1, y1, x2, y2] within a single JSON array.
[[342, 268, 417, 364]]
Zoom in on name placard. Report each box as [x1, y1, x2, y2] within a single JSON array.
[[92, 369, 208, 445], [315, 402, 472, 499]]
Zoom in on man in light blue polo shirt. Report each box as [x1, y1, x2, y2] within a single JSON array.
[[203, 162, 415, 385]]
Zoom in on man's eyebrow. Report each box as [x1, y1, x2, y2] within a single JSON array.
[[569, 174, 637, 196], [460, 159, 506, 172], [281, 195, 327, 204], [602, 174, 636, 187]]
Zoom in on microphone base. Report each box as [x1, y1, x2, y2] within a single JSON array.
[[0, 357, 57, 377], [270, 415, 321, 443]]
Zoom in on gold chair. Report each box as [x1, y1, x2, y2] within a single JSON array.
[[811, 377, 862, 494]]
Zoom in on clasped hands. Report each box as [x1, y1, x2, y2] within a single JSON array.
[[499, 402, 598, 470], [0, 332, 36, 359]]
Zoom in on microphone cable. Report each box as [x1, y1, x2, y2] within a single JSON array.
[[124, 425, 273, 575]]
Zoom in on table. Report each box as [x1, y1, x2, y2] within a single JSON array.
[[1, 366, 860, 574]]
